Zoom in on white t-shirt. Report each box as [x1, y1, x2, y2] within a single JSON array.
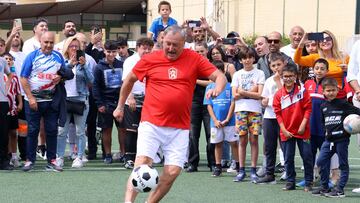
[[10, 50, 26, 95], [54, 40, 65, 53], [22, 37, 40, 56], [280, 44, 296, 60], [262, 75, 283, 119], [231, 68, 265, 113], [122, 53, 145, 106]]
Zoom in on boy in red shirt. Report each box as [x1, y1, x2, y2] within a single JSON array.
[[273, 64, 313, 191]]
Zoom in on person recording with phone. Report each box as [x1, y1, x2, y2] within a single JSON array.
[[56, 36, 94, 169], [85, 25, 105, 63], [294, 30, 352, 100]]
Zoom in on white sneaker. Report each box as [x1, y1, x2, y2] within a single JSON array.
[[56, 157, 64, 167], [352, 188, 360, 193], [112, 152, 124, 161], [82, 155, 88, 163], [72, 157, 83, 168], [227, 160, 237, 173], [10, 157, 21, 168], [280, 171, 287, 180]]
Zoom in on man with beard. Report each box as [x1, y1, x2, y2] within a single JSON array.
[[184, 17, 220, 50], [5, 21, 27, 161], [280, 26, 304, 60], [55, 20, 77, 52]]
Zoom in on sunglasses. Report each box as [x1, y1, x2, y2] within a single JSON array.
[[321, 36, 332, 43], [268, 39, 280, 44]]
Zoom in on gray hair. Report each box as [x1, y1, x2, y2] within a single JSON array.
[[164, 25, 186, 40]]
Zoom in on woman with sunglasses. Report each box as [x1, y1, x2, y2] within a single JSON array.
[[294, 30, 350, 99], [56, 36, 94, 168]]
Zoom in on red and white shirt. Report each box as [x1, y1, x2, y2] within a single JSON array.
[[4, 74, 21, 116], [132, 49, 216, 129]]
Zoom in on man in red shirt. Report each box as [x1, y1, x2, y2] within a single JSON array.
[[113, 25, 227, 203]]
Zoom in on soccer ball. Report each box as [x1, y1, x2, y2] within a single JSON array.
[[343, 114, 360, 134], [131, 164, 159, 193]]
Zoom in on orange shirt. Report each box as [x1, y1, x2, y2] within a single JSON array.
[[132, 49, 217, 129]]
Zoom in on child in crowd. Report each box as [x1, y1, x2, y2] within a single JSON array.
[[255, 53, 284, 184], [3, 53, 22, 168], [204, 60, 239, 177], [273, 64, 313, 191], [303, 58, 339, 187], [92, 40, 124, 164], [147, 1, 177, 42], [231, 47, 265, 182], [312, 77, 360, 198]]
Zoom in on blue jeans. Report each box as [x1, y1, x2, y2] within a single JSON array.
[[57, 99, 89, 158], [25, 101, 59, 163], [282, 137, 313, 185], [317, 139, 349, 190]]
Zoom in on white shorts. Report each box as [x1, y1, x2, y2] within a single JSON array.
[[210, 126, 238, 144], [137, 121, 189, 168]]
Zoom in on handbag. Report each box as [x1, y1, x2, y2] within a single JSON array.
[[66, 99, 86, 115]]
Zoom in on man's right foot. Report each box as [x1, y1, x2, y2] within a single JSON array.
[[282, 182, 296, 190], [255, 174, 276, 184], [312, 186, 331, 196], [186, 165, 198, 173], [212, 166, 222, 177], [104, 154, 113, 164], [22, 161, 34, 172], [45, 159, 63, 172], [233, 171, 246, 182]]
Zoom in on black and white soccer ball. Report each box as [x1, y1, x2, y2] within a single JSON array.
[[131, 164, 159, 193]]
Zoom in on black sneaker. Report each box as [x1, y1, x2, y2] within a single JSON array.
[[186, 165, 198, 173], [124, 160, 134, 169], [275, 162, 285, 173], [312, 186, 331, 196], [104, 154, 113, 164], [283, 182, 296, 190], [304, 182, 314, 192], [212, 167, 222, 177], [325, 188, 345, 198], [255, 174, 276, 184], [0, 162, 14, 171], [22, 161, 34, 172]]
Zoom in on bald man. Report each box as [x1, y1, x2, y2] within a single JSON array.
[[20, 31, 74, 172], [280, 26, 305, 60]]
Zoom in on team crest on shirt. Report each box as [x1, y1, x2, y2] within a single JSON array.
[[168, 67, 178, 79]]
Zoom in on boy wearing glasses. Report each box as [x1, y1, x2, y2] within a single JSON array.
[[92, 40, 124, 164], [273, 64, 313, 191]]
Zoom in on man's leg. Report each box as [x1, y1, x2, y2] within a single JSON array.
[[187, 101, 202, 171], [86, 92, 98, 159], [202, 105, 214, 170], [42, 102, 59, 162], [24, 101, 41, 163], [263, 118, 279, 175], [0, 102, 9, 167]]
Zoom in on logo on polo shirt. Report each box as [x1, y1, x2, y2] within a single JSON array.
[[168, 67, 178, 79]]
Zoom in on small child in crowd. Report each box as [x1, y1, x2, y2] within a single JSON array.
[[204, 60, 239, 177], [312, 77, 360, 198], [255, 52, 284, 184], [273, 64, 313, 191], [147, 1, 177, 42], [231, 47, 265, 182]]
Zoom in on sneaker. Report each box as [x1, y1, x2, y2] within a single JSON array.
[[304, 183, 313, 192], [186, 164, 198, 173], [255, 174, 276, 184], [296, 180, 305, 187], [221, 160, 230, 168], [256, 166, 266, 177], [233, 171, 246, 182], [312, 186, 331, 196], [226, 162, 238, 173], [328, 180, 336, 188], [68, 153, 77, 160], [282, 182, 296, 191], [352, 187, 360, 193], [45, 159, 63, 172], [279, 171, 287, 181], [212, 167, 222, 177], [82, 155, 89, 163], [72, 157, 83, 168], [325, 188, 345, 198], [124, 160, 134, 169], [22, 161, 34, 172], [250, 173, 259, 183], [36, 145, 47, 160], [56, 157, 64, 167], [104, 154, 113, 164], [0, 162, 14, 171], [10, 157, 21, 168], [275, 162, 285, 173], [112, 152, 125, 162]]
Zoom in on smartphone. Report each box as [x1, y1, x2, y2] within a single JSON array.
[[14, 18, 22, 30], [308, 32, 324, 41], [188, 20, 201, 28], [76, 50, 85, 61], [222, 38, 237, 45]]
